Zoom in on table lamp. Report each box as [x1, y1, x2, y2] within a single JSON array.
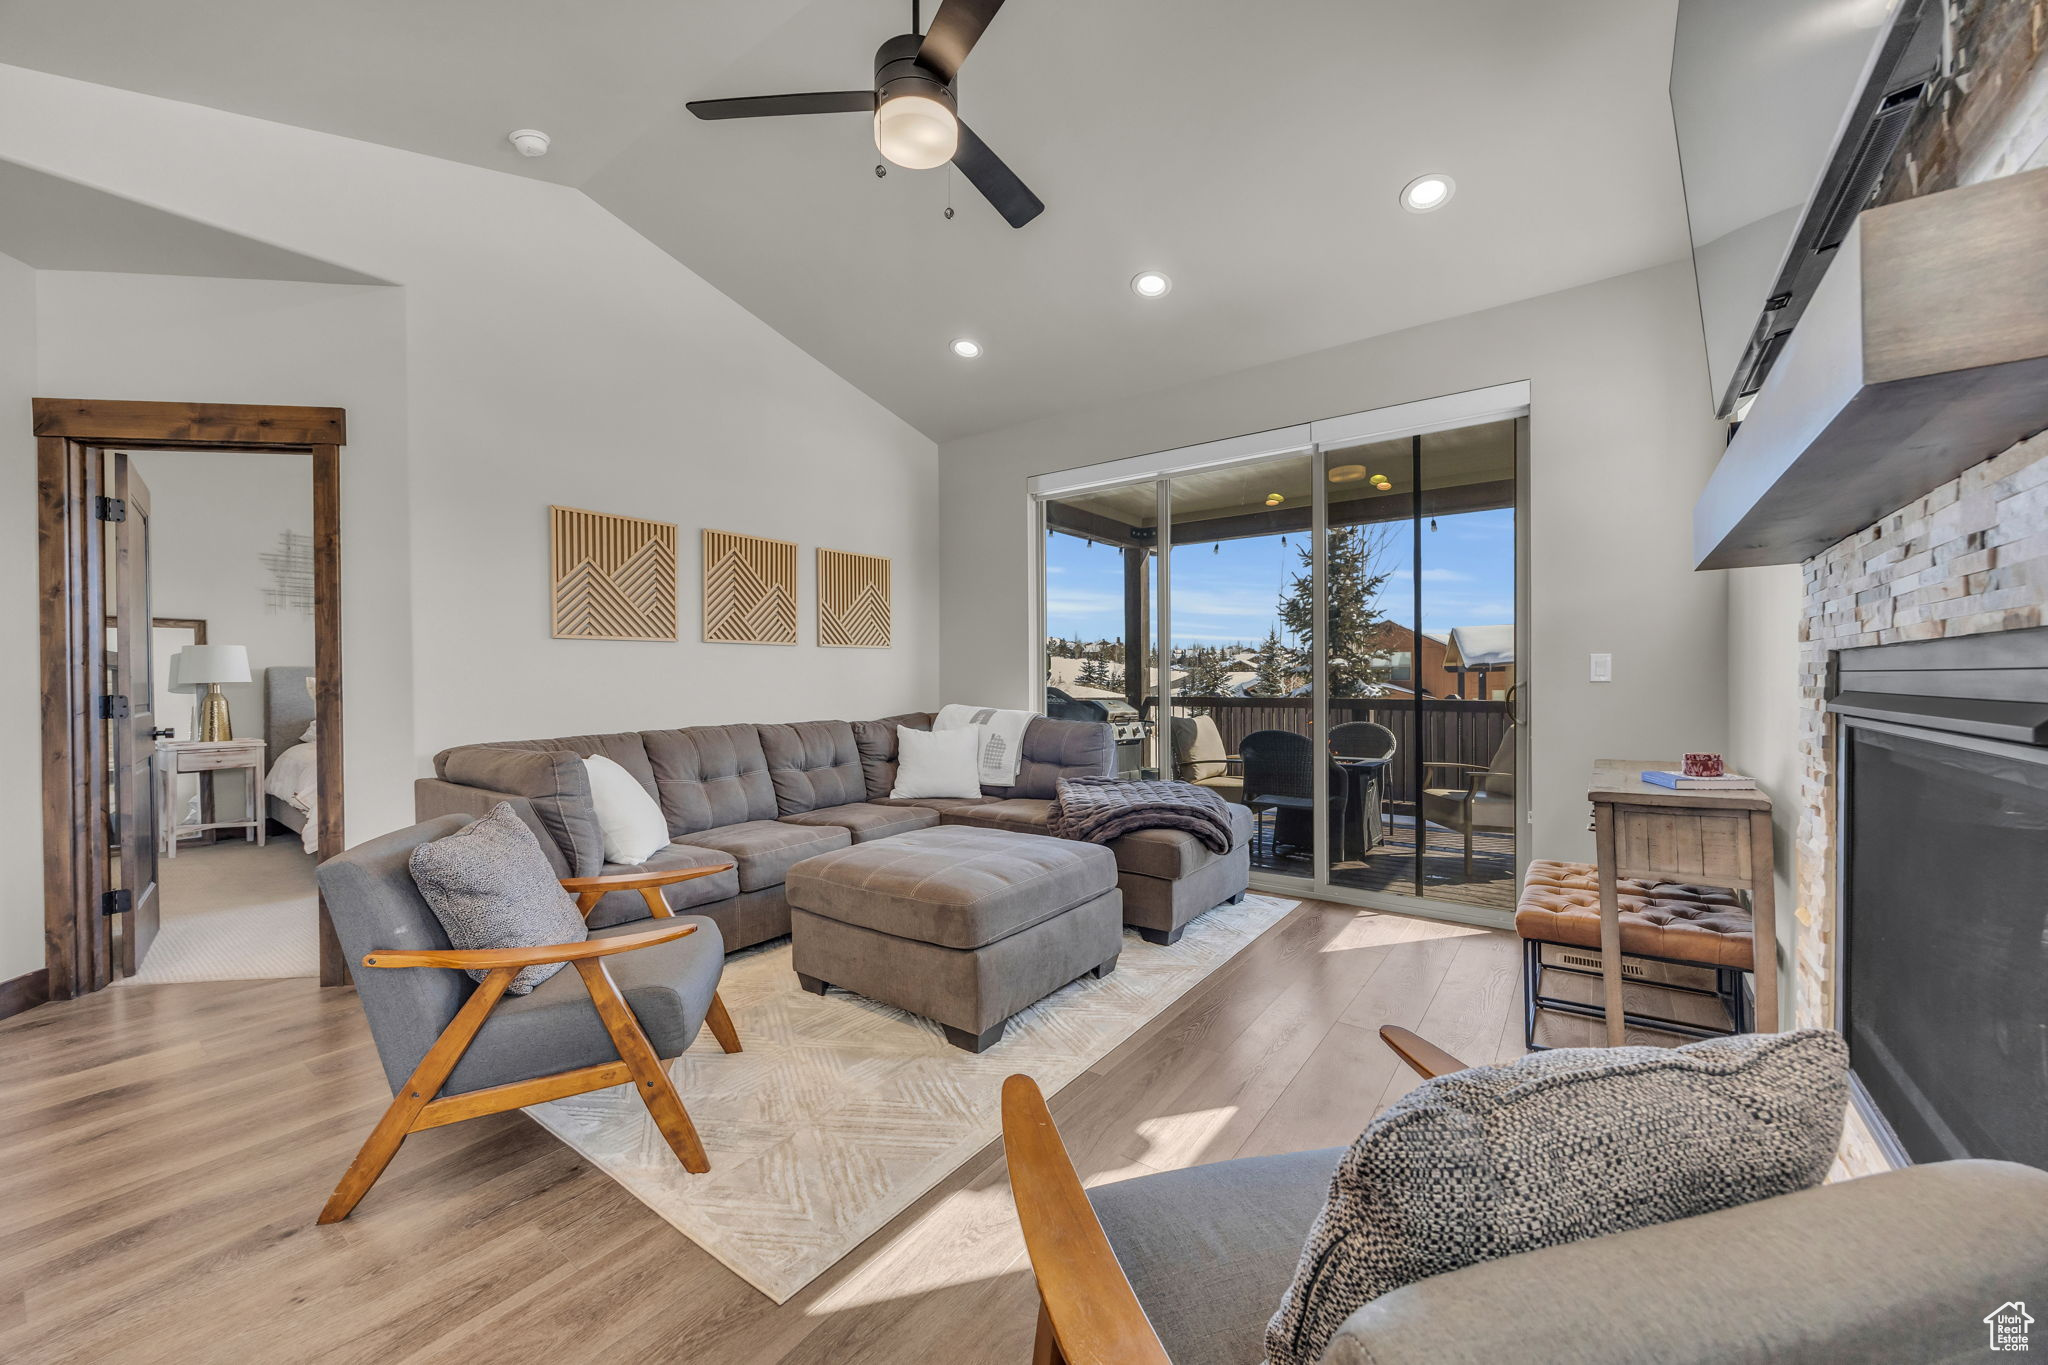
[[169, 644, 250, 741]]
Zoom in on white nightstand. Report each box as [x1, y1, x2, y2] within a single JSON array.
[[156, 739, 268, 857]]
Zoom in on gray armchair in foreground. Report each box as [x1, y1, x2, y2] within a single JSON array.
[[1003, 1027, 2048, 1365], [314, 815, 741, 1224]]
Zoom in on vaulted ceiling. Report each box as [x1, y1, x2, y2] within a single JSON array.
[[0, 0, 1692, 441]]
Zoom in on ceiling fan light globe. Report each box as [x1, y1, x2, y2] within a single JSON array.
[[874, 93, 959, 170]]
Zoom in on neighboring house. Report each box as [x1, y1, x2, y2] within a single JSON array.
[[1445, 624, 1516, 700], [1356, 623, 1453, 697]]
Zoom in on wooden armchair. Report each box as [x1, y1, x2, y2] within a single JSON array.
[[1002, 1026, 1462, 1365], [314, 817, 742, 1224]]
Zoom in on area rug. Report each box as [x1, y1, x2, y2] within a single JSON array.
[[523, 892, 1298, 1302]]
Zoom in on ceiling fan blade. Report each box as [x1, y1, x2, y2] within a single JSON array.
[[686, 91, 876, 120], [952, 121, 1043, 228], [918, 0, 1006, 85]]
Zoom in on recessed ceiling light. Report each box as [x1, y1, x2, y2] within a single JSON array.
[[1131, 271, 1172, 298], [1400, 173, 1455, 213], [950, 338, 983, 359], [1328, 464, 1368, 483]]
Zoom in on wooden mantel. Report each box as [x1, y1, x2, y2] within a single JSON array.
[[1694, 166, 2048, 570]]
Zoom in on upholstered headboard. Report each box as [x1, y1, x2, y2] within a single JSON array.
[[265, 666, 316, 759]]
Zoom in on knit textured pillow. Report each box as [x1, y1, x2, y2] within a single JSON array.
[[407, 802, 589, 995], [1264, 1028, 1849, 1365]]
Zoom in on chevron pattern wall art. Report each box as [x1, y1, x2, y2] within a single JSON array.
[[550, 505, 678, 641], [817, 548, 891, 648], [702, 529, 799, 645]]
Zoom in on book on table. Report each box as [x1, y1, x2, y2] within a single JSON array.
[[1640, 769, 1758, 790]]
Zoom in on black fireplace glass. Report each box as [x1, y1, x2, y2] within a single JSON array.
[[1845, 724, 2048, 1169]]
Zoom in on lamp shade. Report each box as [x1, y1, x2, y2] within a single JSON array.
[[169, 644, 250, 693]]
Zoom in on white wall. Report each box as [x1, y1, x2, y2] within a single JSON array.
[[0, 63, 940, 988], [1723, 562, 1802, 1025], [939, 261, 1729, 867], [127, 447, 316, 812], [0, 247, 39, 981]]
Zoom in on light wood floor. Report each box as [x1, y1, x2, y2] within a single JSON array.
[[0, 899, 1540, 1365]]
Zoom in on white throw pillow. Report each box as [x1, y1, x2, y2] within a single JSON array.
[[890, 725, 983, 800], [583, 754, 670, 866]]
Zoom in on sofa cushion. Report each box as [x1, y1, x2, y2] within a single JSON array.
[[985, 716, 1115, 799], [442, 914, 725, 1095], [584, 841, 742, 930], [406, 803, 588, 995], [642, 724, 777, 837], [433, 746, 602, 878], [778, 802, 941, 843], [1091, 1147, 1342, 1365], [872, 795, 999, 812], [1264, 1029, 1851, 1365], [784, 825, 1116, 949], [937, 797, 1054, 834], [439, 731, 657, 797], [853, 711, 932, 800], [759, 720, 867, 814], [1106, 803, 1255, 880], [684, 819, 850, 892]]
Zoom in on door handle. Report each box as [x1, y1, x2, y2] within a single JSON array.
[[148, 727, 176, 739]]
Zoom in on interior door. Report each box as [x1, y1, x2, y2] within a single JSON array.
[[110, 453, 164, 975]]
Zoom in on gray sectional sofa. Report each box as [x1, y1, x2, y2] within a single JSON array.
[[416, 711, 1252, 954]]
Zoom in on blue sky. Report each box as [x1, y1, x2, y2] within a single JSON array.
[[1046, 507, 1514, 650]]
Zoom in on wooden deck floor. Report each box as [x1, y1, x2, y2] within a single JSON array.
[[0, 899, 1542, 1365], [1250, 817, 1518, 911]]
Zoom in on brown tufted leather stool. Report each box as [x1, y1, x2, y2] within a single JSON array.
[[1515, 859, 1753, 1048]]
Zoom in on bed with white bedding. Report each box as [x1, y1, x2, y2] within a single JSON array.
[[264, 666, 319, 854]]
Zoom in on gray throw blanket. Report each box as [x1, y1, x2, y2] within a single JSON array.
[[1048, 776, 1235, 853]]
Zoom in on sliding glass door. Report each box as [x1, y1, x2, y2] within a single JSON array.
[[1035, 396, 1524, 920]]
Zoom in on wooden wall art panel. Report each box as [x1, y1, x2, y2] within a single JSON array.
[[550, 506, 678, 641], [817, 548, 892, 648], [702, 529, 799, 645]]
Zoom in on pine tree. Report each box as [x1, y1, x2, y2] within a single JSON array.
[[1246, 629, 1293, 696], [1180, 647, 1233, 697], [1276, 523, 1395, 697], [1076, 657, 1108, 689]]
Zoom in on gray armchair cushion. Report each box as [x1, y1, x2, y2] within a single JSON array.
[[1265, 1029, 1850, 1365], [759, 720, 867, 814], [433, 747, 602, 878], [683, 818, 850, 892], [584, 841, 741, 929], [317, 816, 475, 1093], [777, 801, 941, 843], [985, 717, 1115, 799], [406, 804, 590, 995], [642, 724, 777, 836], [853, 711, 933, 800], [1323, 1159, 2048, 1365], [442, 915, 726, 1095], [1089, 1148, 1342, 1365]]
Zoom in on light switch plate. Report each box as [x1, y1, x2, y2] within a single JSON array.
[[1590, 652, 1613, 682]]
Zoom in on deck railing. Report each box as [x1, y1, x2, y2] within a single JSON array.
[[1156, 693, 1513, 812]]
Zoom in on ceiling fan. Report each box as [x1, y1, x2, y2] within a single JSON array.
[[685, 0, 1044, 228]]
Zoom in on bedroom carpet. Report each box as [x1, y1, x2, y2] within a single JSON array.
[[524, 891, 1300, 1304], [123, 838, 321, 983]]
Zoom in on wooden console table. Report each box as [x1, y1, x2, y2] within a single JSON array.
[[1587, 760, 1777, 1044]]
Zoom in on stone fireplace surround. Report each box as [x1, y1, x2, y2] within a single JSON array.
[[1795, 428, 2048, 1172]]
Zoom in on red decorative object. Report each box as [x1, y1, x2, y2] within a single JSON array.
[[1682, 752, 1725, 778]]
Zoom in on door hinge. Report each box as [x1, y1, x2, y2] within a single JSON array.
[[95, 496, 127, 522], [101, 889, 133, 917], [100, 695, 130, 720]]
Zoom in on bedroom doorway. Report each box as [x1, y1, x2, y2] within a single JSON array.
[[34, 399, 349, 1000]]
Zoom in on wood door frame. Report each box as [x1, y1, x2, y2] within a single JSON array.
[[36, 399, 349, 995]]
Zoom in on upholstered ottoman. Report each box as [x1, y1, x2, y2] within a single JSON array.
[[785, 825, 1123, 1053], [1516, 859, 1753, 1048]]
